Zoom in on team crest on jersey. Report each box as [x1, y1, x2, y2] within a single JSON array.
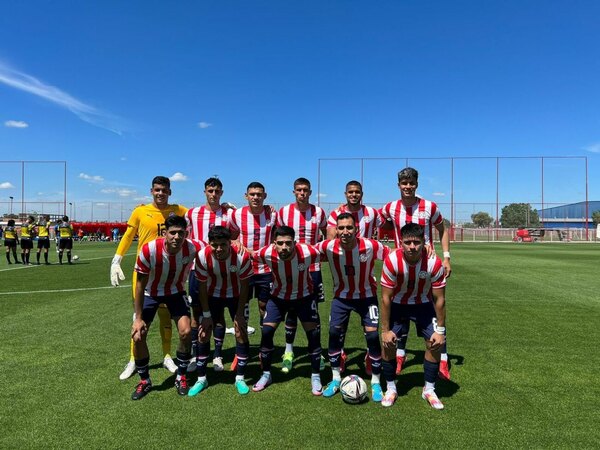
[[418, 271, 428, 279], [310, 216, 318, 223], [364, 217, 371, 223], [297, 263, 306, 271], [229, 265, 238, 273], [359, 254, 368, 262], [417, 211, 428, 219]]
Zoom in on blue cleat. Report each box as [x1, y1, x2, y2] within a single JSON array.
[[323, 380, 341, 398], [188, 378, 208, 397], [371, 383, 383, 402]]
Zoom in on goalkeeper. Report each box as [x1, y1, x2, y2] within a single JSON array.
[[110, 176, 188, 380]]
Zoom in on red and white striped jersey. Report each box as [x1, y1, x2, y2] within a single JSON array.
[[255, 243, 319, 300], [327, 205, 383, 239], [185, 205, 232, 242], [194, 246, 253, 298], [277, 203, 326, 271], [380, 249, 446, 305], [317, 237, 390, 299], [135, 238, 204, 297], [380, 197, 443, 248], [228, 206, 278, 274]]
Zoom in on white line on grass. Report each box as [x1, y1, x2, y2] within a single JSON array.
[[0, 252, 135, 273], [0, 284, 132, 296]]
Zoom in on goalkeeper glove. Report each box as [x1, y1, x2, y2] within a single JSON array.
[[110, 255, 126, 286]]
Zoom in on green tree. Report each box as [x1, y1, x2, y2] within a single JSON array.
[[500, 203, 540, 228], [592, 210, 600, 226], [471, 211, 494, 228]]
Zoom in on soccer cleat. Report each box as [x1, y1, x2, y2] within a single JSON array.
[[371, 383, 383, 402], [235, 379, 250, 395], [364, 352, 372, 376], [213, 357, 224, 372], [188, 378, 208, 397], [247, 326, 256, 335], [131, 379, 152, 400], [323, 380, 341, 398], [381, 389, 398, 407], [163, 356, 177, 373], [119, 361, 136, 381], [175, 376, 189, 396], [422, 388, 444, 410], [225, 327, 235, 335], [187, 357, 197, 373], [339, 351, 347, 374], [439, 360, 451, 381], [311, 375, 323, 396], [231, 355, 238, 372], [252, 373, 272, 392], [395, 355, 406, 376], [281, 352, 294, 373]]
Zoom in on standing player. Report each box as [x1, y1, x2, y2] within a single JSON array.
[[317, 213, 389, 402], [228, 182, 278, 329], [253, 226, 323, 395], [19, 216, 36, 265], [58, 216, 74, 264], [36, 215, 52, 265], [188, 226, 253, 396], [110, 176, 188, 380], [277, 177, 327, 373], [130, 215, 202, 400], [379, 223, 447, 409], [380, 167, 452, 379], [4, 219, 19, 264]]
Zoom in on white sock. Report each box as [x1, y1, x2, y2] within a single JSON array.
[[371, 373, 381, 385], [198, 376, 207, 383], [386, 380, 397, 392], [262, 371, 271, 379], [176, 374, 182, 381], [396, 348, 406, 357], [285, 343, 294, 353], [332, 367, 341, 381], [440, 353, 448, 362], [235, 375, 244, 381], [424, 381, 435, 392]]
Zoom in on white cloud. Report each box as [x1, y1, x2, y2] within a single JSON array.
[[170, 172, 188, 182], [432, 192, 445, 196], [317, 193, 328, 198], [0, 182, 15, 189], [198, 121, 212, 129], [583, 143, 600, 153], [0, 60, 125, 135], [134, 196, 151, 202], [100, 188, 136, 198], [79, 173, 104, 182], [4, 120, 28, 128]]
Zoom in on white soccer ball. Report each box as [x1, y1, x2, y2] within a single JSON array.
[[72, 255, 79, 261], [340, 374, 368, 404]]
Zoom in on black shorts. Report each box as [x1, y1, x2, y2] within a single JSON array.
[[264, 295, 319, 325], [4, 239, 17, 248], [141, 292, 191, 324], [20, 238, 33, 250], [37, 238, 50, 249], [250, 273, 273, 302], [59, 238, 73, 250]]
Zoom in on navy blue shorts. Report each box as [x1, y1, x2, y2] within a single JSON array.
[[208, 296, 246, 324], [37, 237, 50, 249], [311, 270, 325, 303], [329, 297, 379, 328], [250, 273, 272, 302], [264, 295, 319, 325], [187, 272, 202, 310], [142, 292, 190, 324], [389, 303, 436, 340]]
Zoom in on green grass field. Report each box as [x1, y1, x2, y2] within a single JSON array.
[[1, 242, 599, 449]]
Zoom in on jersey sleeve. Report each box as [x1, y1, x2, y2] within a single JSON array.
[[228, 210, 241, 234], [326, 211, 338, 228], [380, 253, 399, 289], [318, 207, 327, 229], [379, 204, 391, 221], [239, 251, 253, 280], [194, 252, 209, 282], [430, 201, 443, 226], [374, 239, 390, 260], [431, 256, 447, 289], [134, 244, 151, 275]]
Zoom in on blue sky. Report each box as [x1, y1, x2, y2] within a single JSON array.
[[1, 1, 598, 223]]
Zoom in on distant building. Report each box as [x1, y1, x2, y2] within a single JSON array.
[[539, 201, 600, 228]]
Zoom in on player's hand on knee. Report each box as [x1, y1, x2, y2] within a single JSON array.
[[382, 330, 397, 348], [428, 332, 445, 351], [199, 316, 213, 338], [131, 319, 147, 342], [234, 313, 248, 341]]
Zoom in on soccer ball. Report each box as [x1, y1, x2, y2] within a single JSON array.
[[340, 375, 368, 404], [72, 255, 79, 261]]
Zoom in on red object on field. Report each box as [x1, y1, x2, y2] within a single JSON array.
[[71, 222, 128, 240], [513, 228, 545, 243]]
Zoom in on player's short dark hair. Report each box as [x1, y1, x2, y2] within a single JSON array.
[[345, 180, 362, 191], [27, 215, 35, 222], [208, 225, 231, 241], [7, 219, 15, 226], [152, 176, 171, 188], [401, 223, 424, 240], [164, 215, 187, 230], [273, 226, 295, 241], [293, 177, 311, 188], [62, 216, 69, 222], [205, 177, 223, 189], [247, 181, 265, 191], [336, 212, 356, 224], [398, 167, 419, 182]]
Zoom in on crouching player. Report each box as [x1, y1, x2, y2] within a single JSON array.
[[252, 226, 323, 395], [130, 215, 203, 400], [379, 223, 447, 409], [188, 226, 253, 396], [317, 213, 389, 402]]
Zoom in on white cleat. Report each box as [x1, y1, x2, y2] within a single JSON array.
[[187, 357, 197, 373], [225, 327, 235, 335], [247, 326, 256, 335], [162, 356, 178, 373], [213, 357, 224, 372], [119, 361, 136, 381]]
